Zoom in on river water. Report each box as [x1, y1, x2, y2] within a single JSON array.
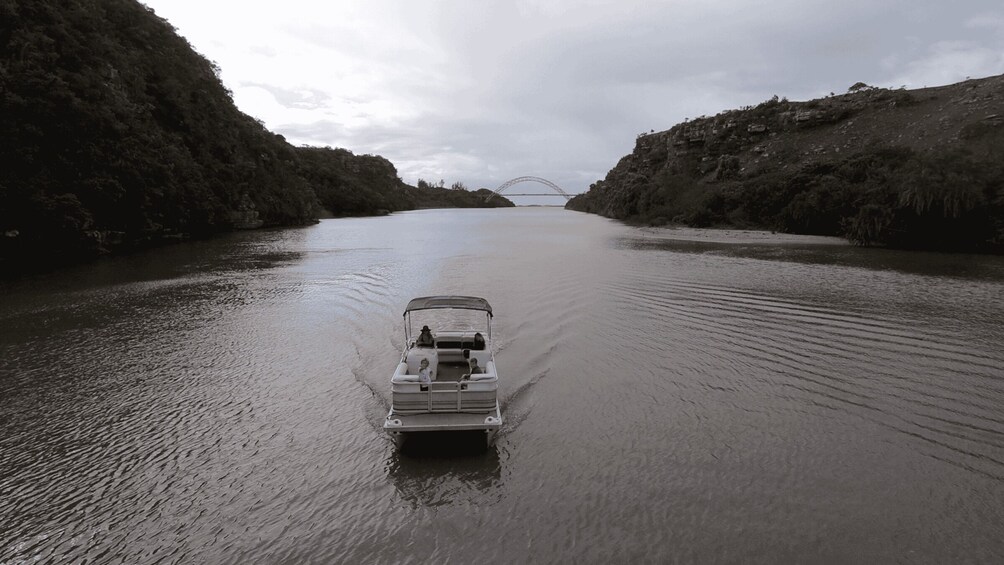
[[2, 208, 1003, 563]]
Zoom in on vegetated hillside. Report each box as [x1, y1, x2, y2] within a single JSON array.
[[567, 76, 1004, 252], [0, 0, 510, 271], [295, 147, 413, 216], [295, 150, 513, 214], [1, 0, 317, 265], [406, 180, 515, 209]]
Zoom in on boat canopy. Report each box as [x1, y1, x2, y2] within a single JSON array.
[[404, 296, 493, 316]]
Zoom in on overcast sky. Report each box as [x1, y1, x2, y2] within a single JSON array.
[[141, 0, 1004, 203]]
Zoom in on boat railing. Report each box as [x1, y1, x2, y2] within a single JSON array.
[[391, 379, 497, 414]]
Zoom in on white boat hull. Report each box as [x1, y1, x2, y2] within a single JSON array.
[[384, 404, 502, 448]]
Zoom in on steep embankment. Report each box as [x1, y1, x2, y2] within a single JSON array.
[[568, 76, 1004, 252], [0, 0, 510, 271], [1, 0, 321, 265]]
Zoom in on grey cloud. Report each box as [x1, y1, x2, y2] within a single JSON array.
[[227, 0, 1004, 196], [240, 82, 332, 110], [248, 45, 277, 58], [278, 110, 604, 194]]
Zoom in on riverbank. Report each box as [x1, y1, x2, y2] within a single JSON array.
[[637, 225, 848, 246]]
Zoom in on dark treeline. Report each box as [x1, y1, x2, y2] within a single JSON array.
[[408, 179, 512, 209], [296, 147, 409, 217], [568, 78, 1004, 252], [296, 151, 512, 215], [0, 0, 509, 271]]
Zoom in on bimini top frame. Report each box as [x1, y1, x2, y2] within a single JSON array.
[[404, 296, 493, 316], [403, 296, 493, 342]]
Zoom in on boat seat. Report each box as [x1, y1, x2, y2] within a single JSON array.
[[391, 362, 418, 383]]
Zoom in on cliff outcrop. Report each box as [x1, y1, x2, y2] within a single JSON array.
[[568, 76, 1004, 251]]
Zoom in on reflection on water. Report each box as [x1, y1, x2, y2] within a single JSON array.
[[387, 432, 503, 509], [2, 209, 1003, 563], [620, 234, 1004, 280]]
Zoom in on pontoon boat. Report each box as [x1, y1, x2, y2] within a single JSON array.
[[384, 296, 502, 448]]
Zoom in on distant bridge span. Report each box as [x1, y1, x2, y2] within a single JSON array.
[[486, 176, 572, 202]]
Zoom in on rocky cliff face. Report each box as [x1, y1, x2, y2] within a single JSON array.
[[568, 75, 1004, 251]]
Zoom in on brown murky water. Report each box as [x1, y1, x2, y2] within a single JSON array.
[[2, 208, 1003, 563]]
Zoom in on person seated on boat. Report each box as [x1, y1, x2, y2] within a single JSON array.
[[473, 332, 485, 350], [416, 325, 434, 347], [418, 358, 432, 389], [464, 357, 483, 379]]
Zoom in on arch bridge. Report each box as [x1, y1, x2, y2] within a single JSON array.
[[486, 176, 573, 202]]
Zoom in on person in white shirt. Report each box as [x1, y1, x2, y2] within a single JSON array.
[[418, 358, 432, 388]]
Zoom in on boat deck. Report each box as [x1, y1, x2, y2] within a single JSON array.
[[435, 361, 471, 382]]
